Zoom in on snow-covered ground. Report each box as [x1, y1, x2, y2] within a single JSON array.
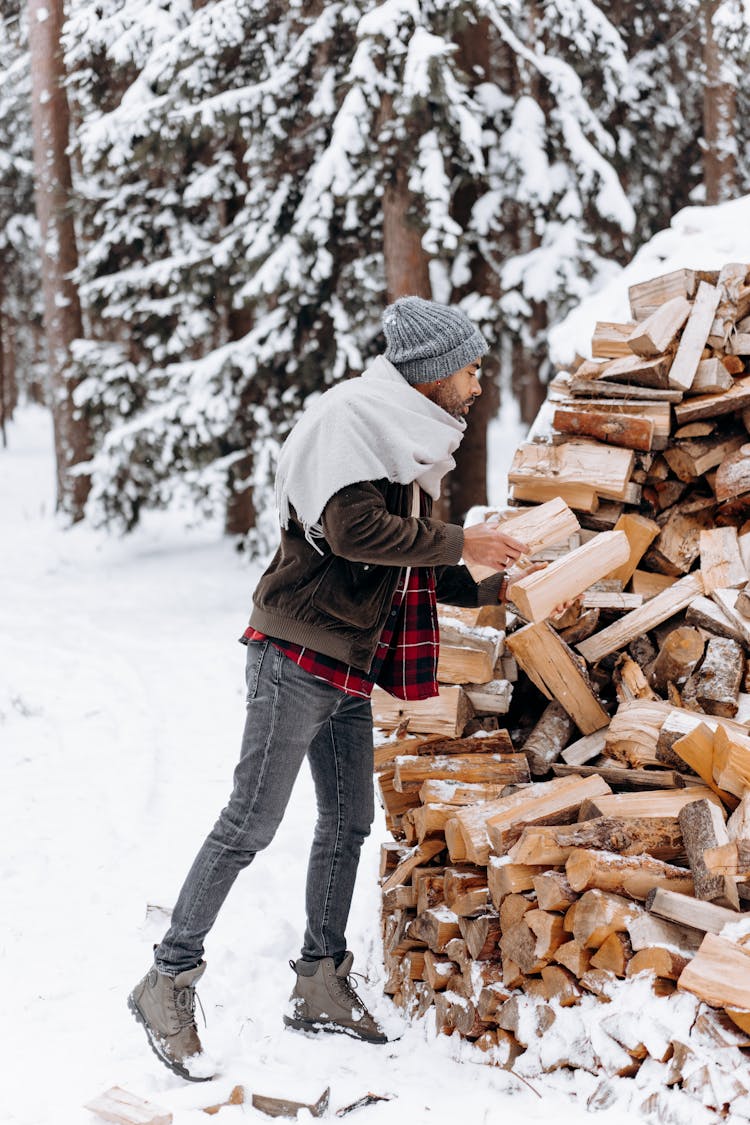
[[2, 405, 638, 1125]]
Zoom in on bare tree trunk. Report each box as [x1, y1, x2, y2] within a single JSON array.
[[702, 0, 737, 204], [381, 97, 432, 304], [447, 16, 501, 521], [0, 293, 6, 449], [28, 0, 92, 519]]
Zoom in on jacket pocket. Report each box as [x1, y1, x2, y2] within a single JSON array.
[[310, 557, 392, 629]]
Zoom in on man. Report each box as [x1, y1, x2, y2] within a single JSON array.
[[128, 296, 533, 1081]]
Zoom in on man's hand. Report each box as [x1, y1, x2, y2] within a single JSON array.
[[462, 525, 529, 571]]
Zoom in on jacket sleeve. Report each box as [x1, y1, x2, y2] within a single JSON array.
[[435, 564, 506, 608], [320, 481, 464, 567]]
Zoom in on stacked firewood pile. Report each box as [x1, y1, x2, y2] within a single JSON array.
[[374, 263, 750, 1114]]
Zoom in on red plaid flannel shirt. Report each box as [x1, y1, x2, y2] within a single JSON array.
[[242, 566, 439, 701], [241, 492, 440, 701]]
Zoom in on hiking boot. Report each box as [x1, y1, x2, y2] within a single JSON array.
[[128, 961, 214, 1081], [283, 952, 388, 1044]]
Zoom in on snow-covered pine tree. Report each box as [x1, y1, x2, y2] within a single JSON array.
[[0, 1, 42, 432], [59, 0, 750, 543]]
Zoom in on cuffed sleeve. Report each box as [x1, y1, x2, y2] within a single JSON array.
[[476, 572, 506, 606]]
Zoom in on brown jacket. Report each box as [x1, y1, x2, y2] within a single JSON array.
[[249, 479, 504, 672]]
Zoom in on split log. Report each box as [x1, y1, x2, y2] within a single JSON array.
[[630, 570, 676, 599], [626, 912, 702, 955], [407, 907, 461, 954], [541, 964, 582, 1006], [553, 397, 672, 445], [678, 933, 750, 1010], [679, 798, 740, 909], [485, 775, 613, 859], [703, 838, 750, 877], [84, 1088, 172, 1125], [576, 572, 705, 663], [553, 939, 592, 977], [466, 498, 581, 582], [553, 816, 684, 862], [508, 440, 634, 504], [552, 408, 654, 452], [590, 931, 632, 976], [393, 753, 529, 792], [647, 626, 705, 693], [626, 296, 691, 357], [667, 282, 721, 390], [712, 723, 750, 798], [715, 444, 750, 502], [571, 889, 639, 948], [613, 653, 658, 703], [646, 886, 748, 933], [561, 728, 608, 767], [525, 908, 567, 961], [599, 353, 673, 389], [372, 685, 473, 738], [686, 594, 746, 643], [522, 700, 575, 777], [664, 434, 744, 483], [509, 531, 629, 624], [458, 912, 502, 960], [688, 358, 734, 394], [674, 374, 750, 424], [552, 763, 688, 791], [499, 918, 548, 974], [437, 640, 498, 686], [604, 699, 672, 767], [629, 268, 700, 319], [606, 513, 660, 586], [532, 870, 578, 911], [487, 859, 540, 902], [414, 868, 445, 914], [422, 950, 457, 992], [381, 839, 445, 893], [418, 779, 508, 806], [627, 947, 689, 982], [645, 498, 715, 575], [709, 587, 750, 649], [659, 723, 738, 808], [508, 621, 609, 733], [463, 680, 512, 715], [592, 321, 638, 357], [565, 848, 694, 900], [251, 1089, 330, 1120], [443, 867, 488, 917], [508, 826, 570, 866], [699, 527, 747, 592], [692, 637, 744, 717], [577, 786, 724, 821]]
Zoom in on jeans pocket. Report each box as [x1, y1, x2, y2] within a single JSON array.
[[245, 640, 269, 701]]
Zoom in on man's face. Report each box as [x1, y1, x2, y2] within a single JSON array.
[[419, 358, 482, 420]]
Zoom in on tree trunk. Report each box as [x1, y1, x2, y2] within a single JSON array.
[[702, 0, 738, 204], [28, 0, 92, 519], [0, 274, 6, 448], [445, 17, 501, 523]]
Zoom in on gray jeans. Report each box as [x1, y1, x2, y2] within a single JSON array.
[[155, 640, 375, 973]]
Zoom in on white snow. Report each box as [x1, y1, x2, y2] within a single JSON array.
[[3, 405, 640, 1124], [549, 193, 750, 366]]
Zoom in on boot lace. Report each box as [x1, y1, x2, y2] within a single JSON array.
[[173, 982, 206, 1030], [337, 970, 369, 1011]]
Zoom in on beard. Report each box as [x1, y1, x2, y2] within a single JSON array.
[[433, 386, 479, 420]]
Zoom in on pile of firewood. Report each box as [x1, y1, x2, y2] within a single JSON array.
[[374, 263, 750, 1114]]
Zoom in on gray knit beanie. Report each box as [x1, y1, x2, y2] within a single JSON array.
[[382, 296, 489, 384]]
